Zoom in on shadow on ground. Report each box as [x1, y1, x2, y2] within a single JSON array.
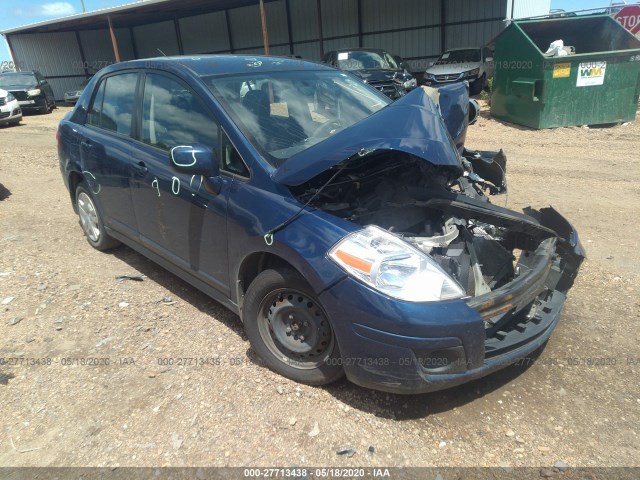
[[0, 183, 11, 201], [110, 244, 246, 340], [322, 345, 545, 420], [0, 372, 16, 385], [110, 242, 546, 419]]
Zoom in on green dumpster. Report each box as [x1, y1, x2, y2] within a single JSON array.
[[490, 15, 640, 129]]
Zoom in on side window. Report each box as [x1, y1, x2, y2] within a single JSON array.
[[87, 73, 137, 135], [141, 73, 217, 151], [221, 131, 250, 178], [87, 79, 106, 127]]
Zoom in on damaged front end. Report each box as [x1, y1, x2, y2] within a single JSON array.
[[276, 86, 584, 393]]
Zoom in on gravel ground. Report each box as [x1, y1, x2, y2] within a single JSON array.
[[0, 105, 638, 468]]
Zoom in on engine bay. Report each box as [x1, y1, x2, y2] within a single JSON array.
[[291, 151, 549, 298]]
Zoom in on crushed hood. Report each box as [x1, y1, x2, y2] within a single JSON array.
[[273, 87, 462, 186]]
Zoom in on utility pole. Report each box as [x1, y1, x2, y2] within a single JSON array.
[[259, 0, 270, 55]]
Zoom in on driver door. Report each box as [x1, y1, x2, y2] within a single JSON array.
[[130, 72, 231, 295]]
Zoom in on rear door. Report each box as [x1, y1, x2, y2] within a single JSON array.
[[129, 71, 231, 295], [79, 72, 140, 239]]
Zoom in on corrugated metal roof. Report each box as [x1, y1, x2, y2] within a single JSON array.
[[1, 0, 271, 35], [1, 0, 170, 34]]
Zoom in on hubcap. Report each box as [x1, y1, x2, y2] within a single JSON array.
[[77, 192, 100, 242], [258, 289, 333, 369]]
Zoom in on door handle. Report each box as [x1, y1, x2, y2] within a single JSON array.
[[133, 161, 148, 177], [80, 139, 92, 150]]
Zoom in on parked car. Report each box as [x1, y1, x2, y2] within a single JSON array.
[[64, 78, 90, 104], [548, 8, 577, 18], [58, 56, 583, 394], [0, 88, 22, 126], [423, 47, 493, 95], [0, 70, 56, 114], [322, 48, 417, 99]]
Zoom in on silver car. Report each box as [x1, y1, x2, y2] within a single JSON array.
[[0, 88, 22, 126], [64, 78, 90, 104], [424, 47, 493, 95]]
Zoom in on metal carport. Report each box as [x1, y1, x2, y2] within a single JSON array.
[[1, 0, 550, 101]]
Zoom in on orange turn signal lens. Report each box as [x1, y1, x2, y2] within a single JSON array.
[[333, 250, 373, 274]]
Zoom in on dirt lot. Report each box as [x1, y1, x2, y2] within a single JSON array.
[[0, 105, 639, 469]]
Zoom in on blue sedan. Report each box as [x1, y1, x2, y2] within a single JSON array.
[[57, 55, 584, 394]]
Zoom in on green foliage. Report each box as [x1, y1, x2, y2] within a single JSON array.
[[479, 77, 493, 105]]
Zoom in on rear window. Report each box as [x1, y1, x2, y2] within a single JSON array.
[[87, 73, 138, 136]]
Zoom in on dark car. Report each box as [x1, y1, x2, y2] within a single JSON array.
[[0, 70, 56, 114], [322, 48, 417, 100], [57, 55, 584, 394]]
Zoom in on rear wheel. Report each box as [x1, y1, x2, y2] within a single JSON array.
[[75, 182, 120, 251], [243, 269, 344, 385]]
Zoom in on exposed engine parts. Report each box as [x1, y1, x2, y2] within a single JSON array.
[[291, 151, 542, 299]]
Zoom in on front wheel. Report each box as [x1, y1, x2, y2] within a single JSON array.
[[243, 269, 344, 385], [470, 74, 486, 96], [75, 182, 120, 251], [38, 100, 48, 114]]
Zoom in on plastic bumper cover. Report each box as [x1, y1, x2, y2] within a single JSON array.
[[318, 208, 584, 394]]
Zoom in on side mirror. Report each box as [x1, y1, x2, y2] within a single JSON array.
[[428, 61, 435, 67], [468, 98, 480, 125], [170, 144, 219, 177], [485, 57, 493, 63]]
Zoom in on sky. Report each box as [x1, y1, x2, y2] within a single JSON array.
[[0, 0, 629, 64], [1, 0, 126, 63]]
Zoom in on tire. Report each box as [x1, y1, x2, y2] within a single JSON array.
[[75, 182, 120, 251], [470, 74, 486, 96], [243, 269, 344, 386], [39, 98, 49, 114]]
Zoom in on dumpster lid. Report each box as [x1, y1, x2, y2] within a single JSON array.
[[515, 15, 640, 56]]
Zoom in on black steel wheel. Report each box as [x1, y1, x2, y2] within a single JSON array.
[[243, 269, 344, 385]]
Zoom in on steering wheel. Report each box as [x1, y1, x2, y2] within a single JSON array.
[[312, 120, 344, 138]]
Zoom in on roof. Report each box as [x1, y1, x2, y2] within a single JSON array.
[[101, 54, 332, 77], [329, 48, 389, 53], [1, 0, 270, 35]]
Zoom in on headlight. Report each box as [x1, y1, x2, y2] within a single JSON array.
[[27, 88, 41, 97], [465, 68, 480, 78], [425, 73, 435, 80], [6, 93, 15, 101], [329, 225, 466, 302], [403, 78, 417, 89]]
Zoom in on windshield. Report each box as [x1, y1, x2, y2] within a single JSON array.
[[0, 73, 37, 87], [336, 51, 399, 71], [204, 70, 389, 167], [436, 49, 481, 65]]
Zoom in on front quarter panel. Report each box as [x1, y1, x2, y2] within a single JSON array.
[[226, 181, 354, 303]]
